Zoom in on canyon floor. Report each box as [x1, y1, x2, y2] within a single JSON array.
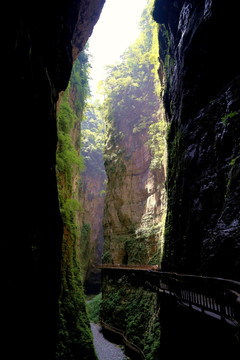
[[91, 323, 130, 360]]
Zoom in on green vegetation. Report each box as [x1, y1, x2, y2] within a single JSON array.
[[56, 48, 97, 360], [162, 124, 183, 267], [125, 288, 160, 359], [230, 158, 236, 167], [100, 4, 165, 358], [221, 111, 238, 126], [147, 110, 167, 170], [81, 100, 105, 174], [79, 222, 91, 279], [101, 0, 166, 171], [57, 254, 97, 360], [161, 24, 171, 77], [101, 275, 160, 360], [56, 57, 87, 240], [87, 293, 102, 323], [101, 0, 167, 268], [55, 2, 167, 359]]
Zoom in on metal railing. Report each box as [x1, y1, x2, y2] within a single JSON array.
[[99, 265, 240, 328], [99, 317, 145, 360]]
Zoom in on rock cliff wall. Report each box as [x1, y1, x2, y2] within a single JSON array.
[[56, 53, 100, 359], [101, 2, 240, 359], [102, 4, 167, 267], [101, 269, 161, 360], [100, 7, 167, 358], [79, 164, 106, 293], [79, 107, 107, 293], [5, 1, 105, 359], [101, 52, 167, 356], [153, 0, 240, 279], [103, 111, 167, 265]]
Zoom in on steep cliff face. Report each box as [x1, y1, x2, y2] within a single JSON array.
[[79, 105, 107, 293], [5, 1, 105, 359], [99, 2, 240, 359], [153, 0, 240, 279], [56, 52, 100, 359], [102, 5, 167, 266], [100, 7, 167, 354], [79, 166, 106, 293], [103, 112, 166, 265]]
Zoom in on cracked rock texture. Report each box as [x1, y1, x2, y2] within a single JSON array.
[[154, 0, 240, 279]]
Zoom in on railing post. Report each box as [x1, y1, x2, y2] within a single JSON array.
[[99, 264, 240, 328], [236, 295, 240, 327]]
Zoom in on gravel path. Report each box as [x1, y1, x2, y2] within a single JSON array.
[[91, 323, 130, 360]]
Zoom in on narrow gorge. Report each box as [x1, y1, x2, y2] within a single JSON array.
[[5, 0, 240, 359], [102, 4, 167, 267]]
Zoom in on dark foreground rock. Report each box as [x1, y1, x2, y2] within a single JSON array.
[[153, 0, 240, 280]]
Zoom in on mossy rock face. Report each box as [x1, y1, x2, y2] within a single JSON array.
[[102, 1, 167, 267], [56, 55, 98, 360], [101, 273, 161, 360]]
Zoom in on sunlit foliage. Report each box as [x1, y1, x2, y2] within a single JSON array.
[[101, 0, 166, 172], [56, 49, 97, 360]]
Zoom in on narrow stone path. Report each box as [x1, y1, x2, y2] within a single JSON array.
[[91, 323, 130, 360]]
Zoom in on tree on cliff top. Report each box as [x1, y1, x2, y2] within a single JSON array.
[[101, 0, 166, 171]]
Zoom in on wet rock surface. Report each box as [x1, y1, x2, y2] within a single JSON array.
[[154, 0, 240, 279]]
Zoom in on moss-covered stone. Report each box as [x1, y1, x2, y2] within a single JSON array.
[[101, 273, 161, 360], [102, 0, 167, 267], [56, 53, 97, 360]]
